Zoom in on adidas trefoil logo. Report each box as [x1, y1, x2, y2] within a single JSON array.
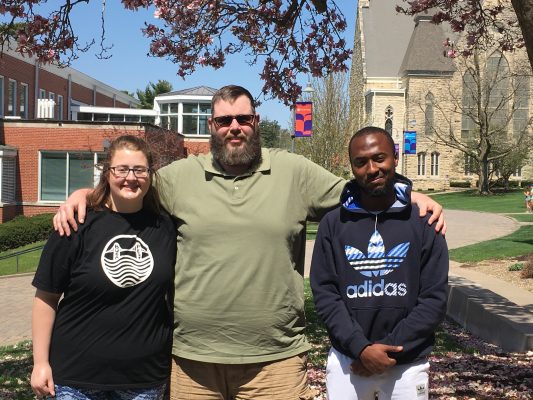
[[345, 230, 410, 277]]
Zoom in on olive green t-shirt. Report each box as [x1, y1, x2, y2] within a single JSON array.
[[157, 148, 345, 363]]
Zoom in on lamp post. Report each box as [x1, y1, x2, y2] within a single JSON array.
[[302, 80, 315, 101], [392, 128, 403, 175], [292, 80, 315, 153]]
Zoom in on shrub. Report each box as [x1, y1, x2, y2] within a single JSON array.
[[508, 263, 523, 272], [520, 255, 533, 279], [450, 181, 472, 188], [0, 213, 54, 252]]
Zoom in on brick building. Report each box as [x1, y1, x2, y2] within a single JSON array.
[[351, 0, 533, 190], [0, 47, 138, 121], [0, 47, 189, 222], [0, 120, 184, 222]]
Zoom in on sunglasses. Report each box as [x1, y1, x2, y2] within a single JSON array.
[[212, 114, 255, 127]]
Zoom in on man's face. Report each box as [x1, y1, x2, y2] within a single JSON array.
[[208, 95, 261, 167], [349, 132, 398, 197]]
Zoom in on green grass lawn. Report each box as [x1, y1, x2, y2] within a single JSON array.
[[0, 340, 33, 400], [430, 190, 524, 213], [306, 190, 533, 263], [306, 222, 319, 241], [509, 213, 533, 222], [0, 242, 44, 277], [449, 225, 533, 263], [428, 190, 533, 262]]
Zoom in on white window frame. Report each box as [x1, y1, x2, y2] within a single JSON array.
[[0, 76, 4, 117], [181, 102, 211, 135], [39, 89, 47, 99], [8, 79, 17, 116], [384, 105, 393, 135], [20, 83, 28, 119], [159, 101, 211, 136], [430, 152, 439, 176], [57, 95, 64, 120], [417, 152, 426, 176], [464, 155, 475, 176], [39, 151, 102, 202], [0, 153, 17, 202]]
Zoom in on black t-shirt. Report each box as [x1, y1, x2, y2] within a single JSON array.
[[32, 208, 176, 389]]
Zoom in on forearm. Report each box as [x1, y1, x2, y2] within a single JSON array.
[[32, 291, 60, 364], [53, 188, 93, 235]]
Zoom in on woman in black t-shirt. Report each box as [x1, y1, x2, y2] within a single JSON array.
[[31, 135, 176, 400]]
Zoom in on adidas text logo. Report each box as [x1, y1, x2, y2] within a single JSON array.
[[346, 279, 407, 298]]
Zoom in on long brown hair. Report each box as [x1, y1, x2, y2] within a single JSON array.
[[88, 135, 161, 214]]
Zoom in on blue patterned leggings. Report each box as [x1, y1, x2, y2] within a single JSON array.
[[54, 384, 166, 400]]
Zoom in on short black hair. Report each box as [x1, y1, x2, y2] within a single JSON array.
[[348, 126, 396, 160]]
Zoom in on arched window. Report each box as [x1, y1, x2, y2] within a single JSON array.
[[461, 70, 476, 140], [417, 152, 426, 176], [431, 152, 439, 176], [424, 93, 434, 136], [385, 106, 393, 135], [486, 51, 509, 132], [513, 75, 530, 138], [464, 154, 476, 176]]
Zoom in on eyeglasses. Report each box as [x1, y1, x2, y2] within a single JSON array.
[[212, 114, 255, 127], [109, 165, 150, 178]]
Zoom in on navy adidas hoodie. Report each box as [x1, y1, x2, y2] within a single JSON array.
[[310, 176, 449, 364]]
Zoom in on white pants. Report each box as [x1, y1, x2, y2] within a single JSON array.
[[326, 347, 430, 400]]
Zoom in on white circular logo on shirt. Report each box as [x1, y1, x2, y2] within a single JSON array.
[[101, 235, 154, 288]]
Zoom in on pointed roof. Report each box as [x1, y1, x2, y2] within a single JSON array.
[[399, 15, 456, 76], [158, 86, 218, 97], [360, 0, 414, 77], [360, 0, 457, 78]]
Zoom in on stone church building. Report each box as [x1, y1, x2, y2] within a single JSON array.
[[350, 0, 532, 190]]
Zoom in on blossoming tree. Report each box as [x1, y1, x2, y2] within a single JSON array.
[[0, 0, 351, 105]]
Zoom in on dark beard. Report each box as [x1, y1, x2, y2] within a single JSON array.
[[210, 129, 262, 169], [365, 178, 395, 198], [368, 186, 388, 197]]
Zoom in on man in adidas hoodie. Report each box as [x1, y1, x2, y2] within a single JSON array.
[[310, 126, 448, 400]]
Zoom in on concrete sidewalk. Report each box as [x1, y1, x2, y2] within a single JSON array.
[[0, 273, 34, 346], [1, 210, 532, 350]]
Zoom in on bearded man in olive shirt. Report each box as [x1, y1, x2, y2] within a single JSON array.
[[55, 85, 445, 399]]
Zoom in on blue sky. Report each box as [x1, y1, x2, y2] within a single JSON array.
[[66, 2, 358, 129]]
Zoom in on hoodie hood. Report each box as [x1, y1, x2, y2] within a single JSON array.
[[341, 173, 412, 214]]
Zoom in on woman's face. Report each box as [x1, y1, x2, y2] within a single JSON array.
[[107, 148, 151, 212]]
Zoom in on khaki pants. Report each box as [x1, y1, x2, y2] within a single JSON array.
[[169, 354, 317, 400]]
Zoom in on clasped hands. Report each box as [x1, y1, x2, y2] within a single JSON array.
[[350, 343, 403, 377]]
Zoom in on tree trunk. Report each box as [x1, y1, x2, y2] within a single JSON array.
[[504, 178, 510, 192], [478, 161, 491, 194], [478, 137, 491, 194], [511, 0, 533, 69]]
